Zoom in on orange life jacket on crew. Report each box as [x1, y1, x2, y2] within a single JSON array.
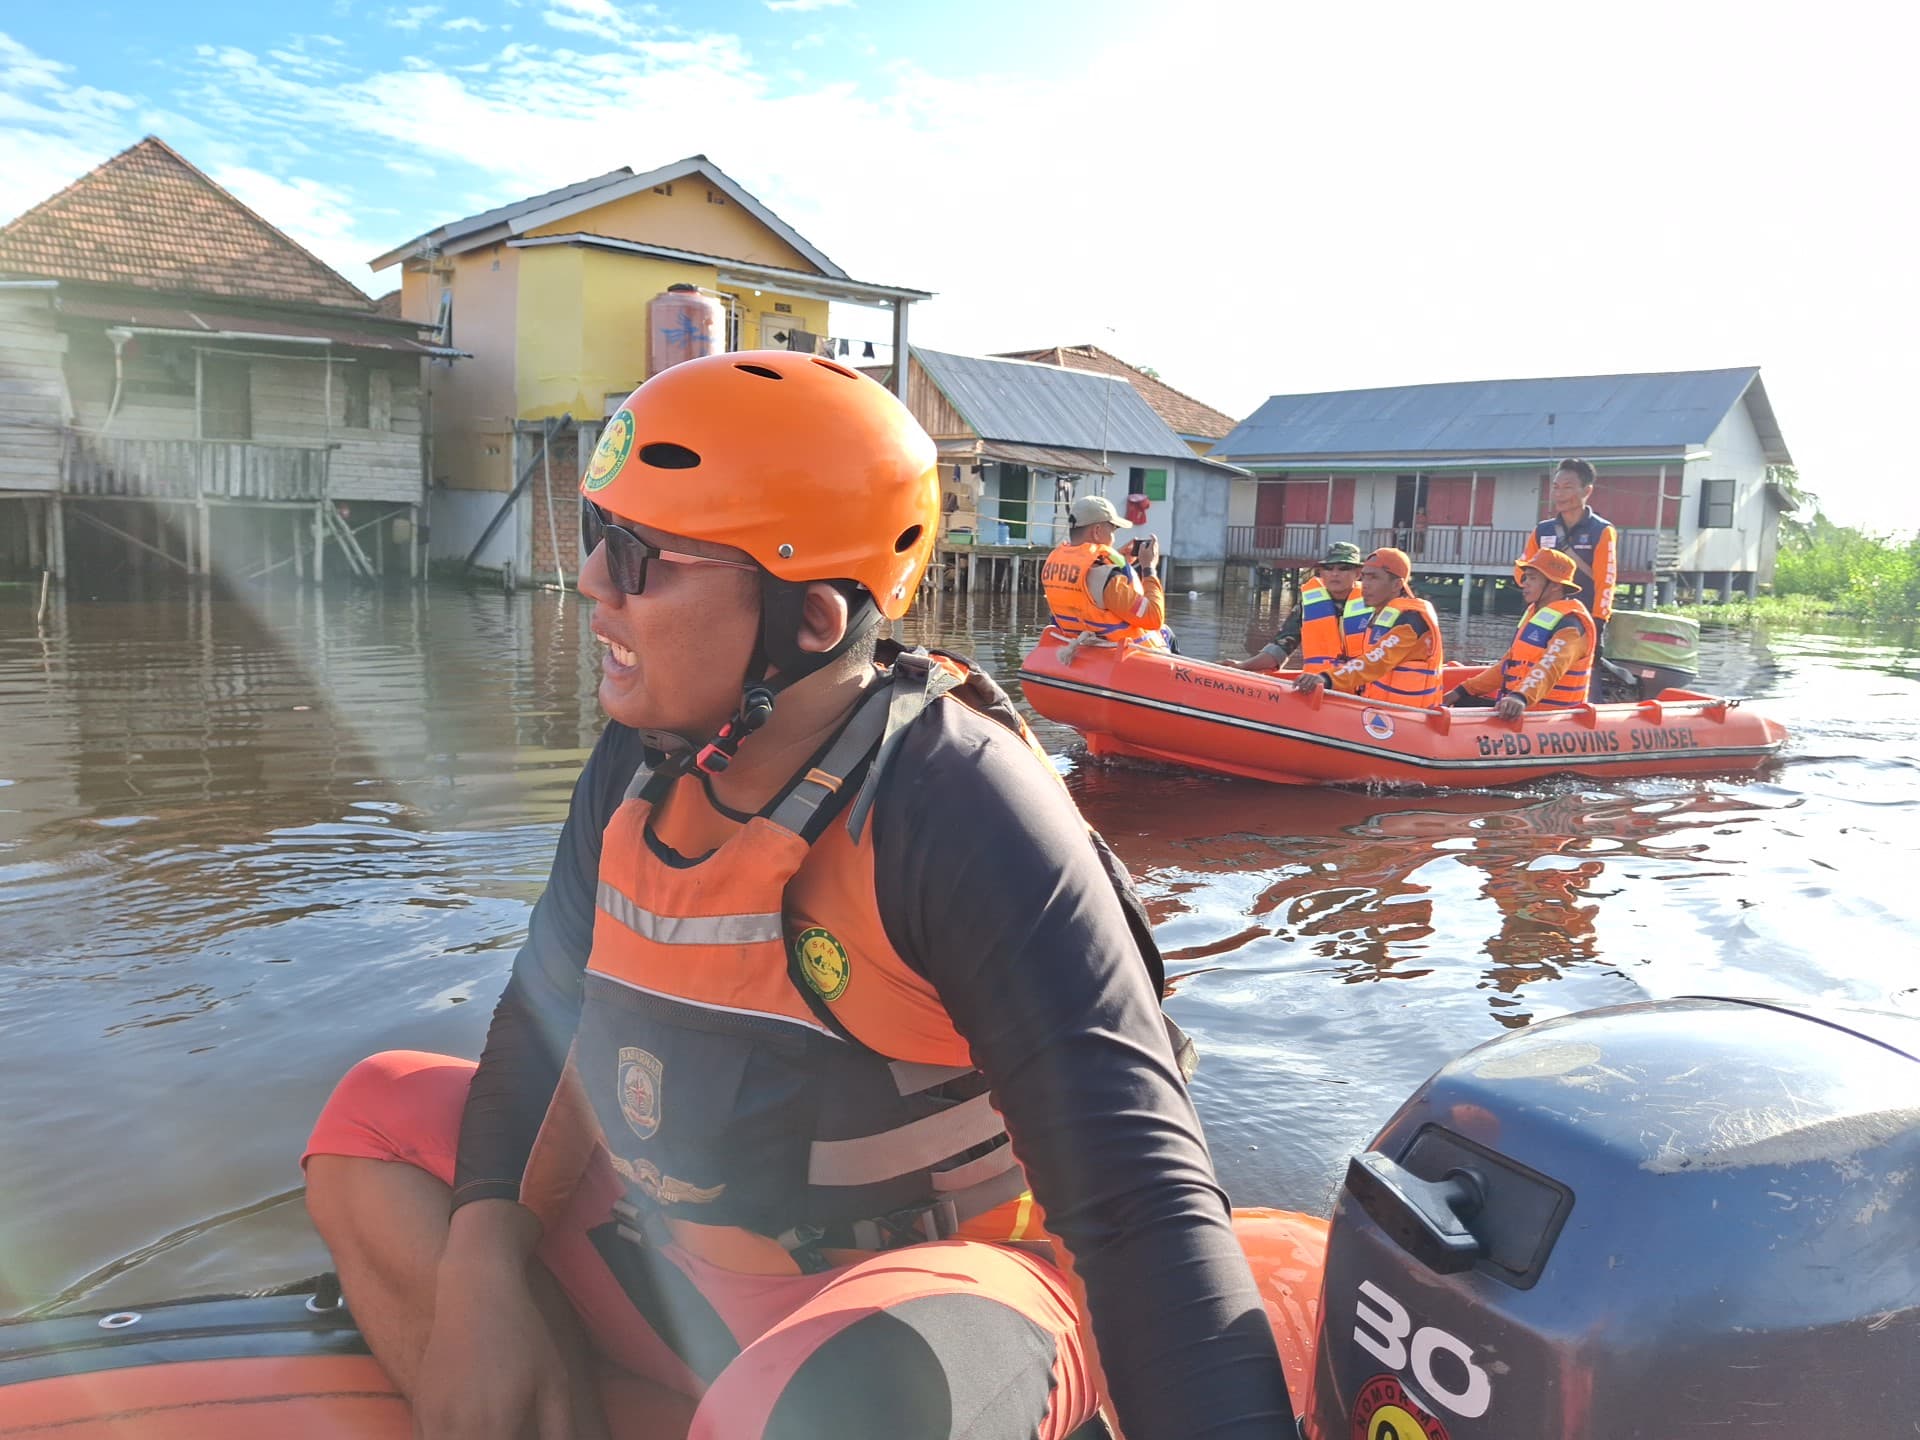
[[566, 647, 1176, 1275], [1041, 541, 1165, 648], [1498, 599, 1596, 708], [1297, 578, 1372, 674], [1356, 595, 1446, 708]]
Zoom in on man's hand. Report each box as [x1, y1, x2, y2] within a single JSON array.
[[1294, 672, 1325, 695], [1133, 534, 1160, 571], [1494, 694, 1527, 720], [411, 1202, 577, 1440]]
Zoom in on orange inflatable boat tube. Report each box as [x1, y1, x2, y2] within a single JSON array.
[[1020, 630, 1788, 788]]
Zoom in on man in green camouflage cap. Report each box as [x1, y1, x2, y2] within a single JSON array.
[[1233, 540, 1371, 672]]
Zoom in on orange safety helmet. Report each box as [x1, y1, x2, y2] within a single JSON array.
[[582, 351, 939, 618]]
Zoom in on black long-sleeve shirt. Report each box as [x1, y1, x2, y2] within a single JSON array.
[[454, 701, 1292, 1437]]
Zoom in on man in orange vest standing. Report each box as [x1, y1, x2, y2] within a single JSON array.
[[1446, 547, 1596, 717], [1294, 547, 1446, 708], [1233, 540, 1370, 672], [301, 355, 1291, 1440], [1040, 492, 1170, 649]]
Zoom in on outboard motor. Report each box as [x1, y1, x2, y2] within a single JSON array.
[[1600, 610, 1700, 701], [1307, 997, 1920, 1438]]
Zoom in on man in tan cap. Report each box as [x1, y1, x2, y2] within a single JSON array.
[[1447, 548, 1596, 717], [1295, 547, 1446, 708], [1040, 492, 1170, 649]]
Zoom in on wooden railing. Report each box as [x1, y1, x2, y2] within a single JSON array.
[[1231, 523, 1668, 581], [1224, 524, 1336, 565], [63, 434, 330, 502]]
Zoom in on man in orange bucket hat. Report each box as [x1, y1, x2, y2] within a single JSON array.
[[1447, 547, 1597, 717]]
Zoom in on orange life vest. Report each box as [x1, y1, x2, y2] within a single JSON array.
[[1297, 578, 1372, 673], [565, 649, 1172, 1275], [1041, 541, 1165, 648], [1499, 599, 1596, 708], [1357, 595, 1446, 707]]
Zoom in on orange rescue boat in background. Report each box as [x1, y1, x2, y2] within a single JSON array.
[[1019, 630, 1788, 788]]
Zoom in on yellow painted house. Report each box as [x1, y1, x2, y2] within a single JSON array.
[[370, 154, 930, 579]]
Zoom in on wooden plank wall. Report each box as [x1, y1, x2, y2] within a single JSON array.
[[251, 356, 426, 505], [906, 356, 973, 441], [0, 294, 70, 493]]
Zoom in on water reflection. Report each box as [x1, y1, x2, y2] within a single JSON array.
[[0, 581, 1916, 1312]]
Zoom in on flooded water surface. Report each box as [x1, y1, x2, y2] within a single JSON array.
[[2, 580, 1917, 1317]]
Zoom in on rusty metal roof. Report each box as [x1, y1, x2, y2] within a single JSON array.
[[57, 296, 459, 356]]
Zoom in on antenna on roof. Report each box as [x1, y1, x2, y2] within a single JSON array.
[[1547, 411, 1556, 465]]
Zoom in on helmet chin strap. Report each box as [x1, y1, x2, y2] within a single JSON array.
[[636, 575, 883, 806]]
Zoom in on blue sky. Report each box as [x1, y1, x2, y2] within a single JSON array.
[[4, 1, 1917, 529]]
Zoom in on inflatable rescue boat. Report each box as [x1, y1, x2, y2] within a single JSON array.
[[1019, 629, 1788, 787], [2, 999, 1914, 1438]]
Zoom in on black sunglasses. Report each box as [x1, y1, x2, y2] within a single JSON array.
[[580, 498, 758, 596]]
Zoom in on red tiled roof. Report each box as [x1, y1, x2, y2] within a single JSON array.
[[373, 289, 404, 318], [994, 344, 1238, 440], [0, 136, 371, 311]]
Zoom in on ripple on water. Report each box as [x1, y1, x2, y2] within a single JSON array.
[[0, 586, 1916, 1313]]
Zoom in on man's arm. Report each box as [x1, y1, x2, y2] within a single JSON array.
[[1592, 525, 1617, 621], [1521, 528, 1541, 566], [1239, 610, 1301, 670], [1459, 659, 1505, 697], [872, 708, 1292, 1438], [1096, 564, 1166, 633], [454, 723, 647, 1207]]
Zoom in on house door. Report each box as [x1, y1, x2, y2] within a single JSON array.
[[998, 464, 1031, 541], [1255, 481, 1289, 529], [1393, 474, 1427, 550]]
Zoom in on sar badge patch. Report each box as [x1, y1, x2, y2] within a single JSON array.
[[584, 409, 634, 492], [616, 1045, 663, 1140], [1351, 1373, 1450, 1440], [794, 926, 850, 1003]]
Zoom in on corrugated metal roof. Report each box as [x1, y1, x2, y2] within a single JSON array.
[[1217, 368, 1791, 466], [935, 439, 1115, 474], [916, 348, 1193, 460]]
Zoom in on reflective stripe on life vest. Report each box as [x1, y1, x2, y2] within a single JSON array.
[[1500, 599, 1596, 708], [1298, 578, 1372, 674]]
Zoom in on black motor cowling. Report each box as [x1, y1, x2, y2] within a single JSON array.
[[1308, 997, 1920, 1439]]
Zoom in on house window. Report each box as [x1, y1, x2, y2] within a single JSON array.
[[1130, 466, 1168, 502], [1698, 479, 1736, 529], [344, 366, 370, 428], [200, 357, 252, 440]]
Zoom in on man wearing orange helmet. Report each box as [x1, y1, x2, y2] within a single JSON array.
[[303, 353, 1293, 1440]]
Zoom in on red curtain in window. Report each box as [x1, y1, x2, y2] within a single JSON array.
[[1423, 477, 1495, 526], [1592, 475, 1660, 528], [1331, 476, 1356, 525]]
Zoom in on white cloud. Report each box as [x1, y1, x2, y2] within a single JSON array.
[[8, 9, 1916, 529], [791, 31, 826, 49], [385, 6, 442, 31], [764, 0, 854, 11], [442, 16, 491, 30], [209, 164, 384, 294]]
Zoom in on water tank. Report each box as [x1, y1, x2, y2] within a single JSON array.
[[647, 284, 726, 377]]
